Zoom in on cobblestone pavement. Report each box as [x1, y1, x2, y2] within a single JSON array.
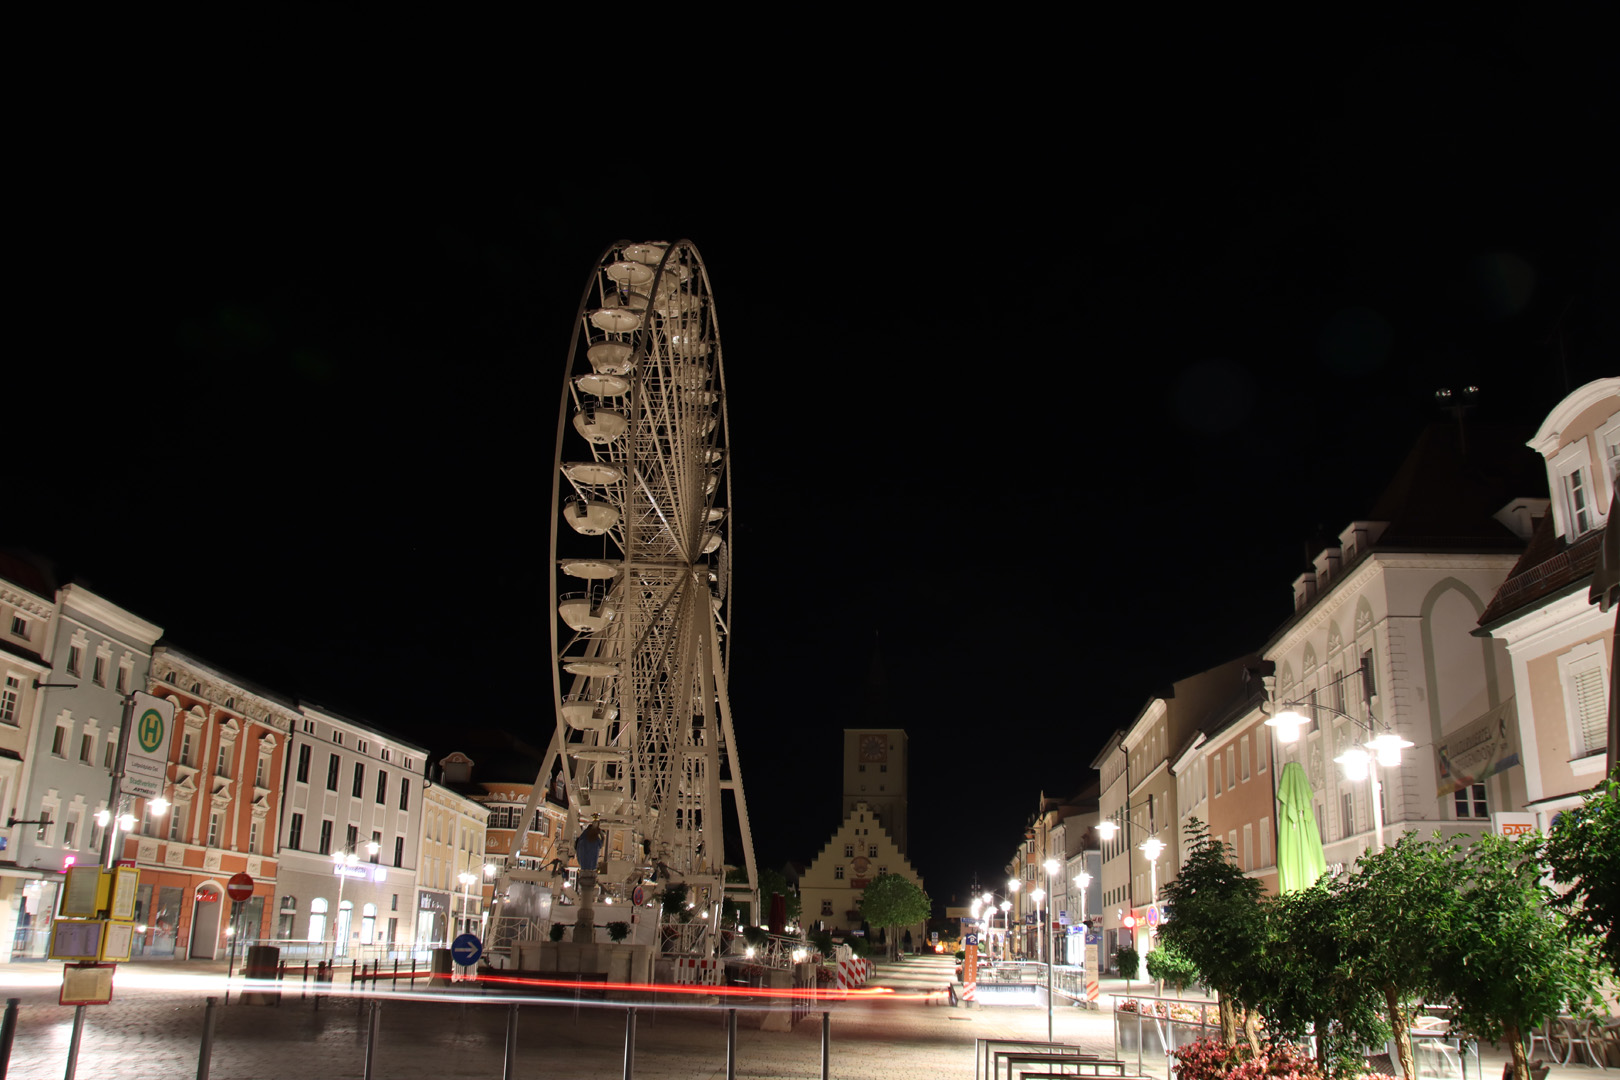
[[0, 956, 1606, 1079]]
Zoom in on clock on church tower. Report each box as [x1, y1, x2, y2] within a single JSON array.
[[860, 734, 887, 763]]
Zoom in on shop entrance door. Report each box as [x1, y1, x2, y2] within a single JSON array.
[[190, 884, 223, 958]]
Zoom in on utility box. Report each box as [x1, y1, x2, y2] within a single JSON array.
[[240, 945, 281, 1006]]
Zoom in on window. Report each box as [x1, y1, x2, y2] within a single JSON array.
[[89, 818, 104, 852], [67, 644, 82, 676], [326, 753, 340, 791], [116, 664, 129, 693], [844, 844, 853, 857], [52, 724, 68, 756], [352, 761, 365, 798], [394, 836, 404, 867], [79, 733, 94, 763], [1454, 783, 1488, 819], [9, 615, 26, 637], [1211, 753, 1222, 795], [1242, 824, 1253, 871], [208, 812, 221, 848], [216, 744, 230, 778], [334, 731, 344, 746], [1260, 816, 1271, 868], [302, 718, 316, 734], [308, 898, 328, 943], [92, 655, 106, 687], [169, 805, 186, 842], [180, 732, 193, 767], [878, 865, 887, 875], [821, 900, 833, 916], [346, 824, 358, 853], [1341, 792, 1355, 839], [1559, 641, 1610, 759], [104, 738, 116, 769], [256, 756, 267, 788], [1, 674, 19, 725], [357, 739, 369, 754], [1256, 732, 1269, 774], [63, 814, 78, 848], [1226, 751, 1236, 789], [867, 844, 878, 857], [834, 866, 845, 880], [318, 819, 333, 855], [376, 770, 388, 804], [381, 748, 391, 763], [296, 744, 311, 783], [1240, 738, 1250, 782], [399, 778, 410, 811], [1551, 438, 1602, 538], [371, 831, 382, 863], [250, 819, 260, 854]]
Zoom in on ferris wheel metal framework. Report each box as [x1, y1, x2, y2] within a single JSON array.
[[493, 239, 756, 957]]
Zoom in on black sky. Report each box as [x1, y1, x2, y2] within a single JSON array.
[[9, 15, 1616, 911]]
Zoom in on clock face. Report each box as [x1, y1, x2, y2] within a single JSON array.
[[860, 735, 887, 763]]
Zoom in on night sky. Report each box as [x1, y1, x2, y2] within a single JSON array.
[[9, 17, 1616, 912]]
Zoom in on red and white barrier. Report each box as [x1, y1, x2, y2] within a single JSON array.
[[834, 957, 873, 989]]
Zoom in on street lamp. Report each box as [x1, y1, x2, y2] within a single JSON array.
[[332, 850, 359, 957], [1041, 856, 1060, 1042], [1264, 660, 1412, 854], [458, 871, 477, 937]]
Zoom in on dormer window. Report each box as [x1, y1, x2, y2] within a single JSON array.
[[1550, 438, 1601, 539]]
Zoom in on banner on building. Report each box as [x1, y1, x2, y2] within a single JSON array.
[[1436, 697, 1519, 797]]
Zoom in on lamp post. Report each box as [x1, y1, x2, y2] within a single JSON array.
[[1264, 665, 1412, 854], [1095, 817, 1164, 972], [1041, 856, 1060, 1042], [332, 850, 357, 957], [458, 871, 476, 937], [1006, 878, 1022, 958]]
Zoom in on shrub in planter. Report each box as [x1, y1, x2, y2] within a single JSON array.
[[549, 923, 567, 942], [1171, 1037, 1328, 1080], [607, 921, 631, 942], [954, 950, 966, 962], [808, 931, 834, 957], [845, 937, 868, 957], [1116, 946, 1141, 980], [742, 925, 769, 948], [1146, 942, 1200, 992]]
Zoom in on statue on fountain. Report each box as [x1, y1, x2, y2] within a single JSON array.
[[572, 817, 604, 943]]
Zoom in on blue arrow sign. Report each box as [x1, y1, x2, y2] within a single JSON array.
[[451, 933, 482, 966]]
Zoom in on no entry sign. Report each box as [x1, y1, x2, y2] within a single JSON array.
[[226, 872, 254, 902]]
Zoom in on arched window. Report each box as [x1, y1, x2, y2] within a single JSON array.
[[308, 898, 328, 943], [361, 903, 377, 945]]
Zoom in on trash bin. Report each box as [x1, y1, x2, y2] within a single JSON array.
[[240, 945, 281, 1006]]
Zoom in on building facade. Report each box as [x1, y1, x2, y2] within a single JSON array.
[[124, 648, 293, 959], [1478, 377, 1618, 828], [273, 705, 426, 956], [418, 771, 490, 943], [9, 585, 162, 958], [798, 800, 925, 946], [840, 728, 909, 857], [0, 560, 59, 961]]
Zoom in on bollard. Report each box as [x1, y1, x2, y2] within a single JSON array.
[[726, 1008, 737, 1080], [361, 1000, 381, 1080], [1, 997, 19, 1080], [622, 1007, 636, 1080], [393, 959, 399, 992], [502, 1002, 519, 1080], [196, 996, 218, 1080], [820, 1011, 831, 1080]]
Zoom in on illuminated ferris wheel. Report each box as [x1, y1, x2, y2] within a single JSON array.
[[515, 240, 756, 945]]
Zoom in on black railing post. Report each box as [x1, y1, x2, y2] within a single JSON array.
[[503, 1002, 519, 1080], [0, 998, 19, 1080]]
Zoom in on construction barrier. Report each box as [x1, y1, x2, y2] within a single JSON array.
[[833, 958, 872, 989]]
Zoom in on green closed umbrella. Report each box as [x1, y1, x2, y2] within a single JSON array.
[[1276, 761, 1327, 893]]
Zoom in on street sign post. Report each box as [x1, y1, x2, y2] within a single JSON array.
[[451, 933, 482, 969], [122, 692, 175, 800]]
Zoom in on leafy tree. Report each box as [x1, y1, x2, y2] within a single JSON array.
[[858, 873, 931, 960], [1158, 820, 1266, 1047], [1542, 768, 1620, 979], [757, 866, 802, 926], [1338, 833, 1464, 1080], [1116, 945, 1141, 982], [1145, 941, 1197, 992], [1256, 877, 1387, 1078], [1433, 833, 1604, 1080]]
